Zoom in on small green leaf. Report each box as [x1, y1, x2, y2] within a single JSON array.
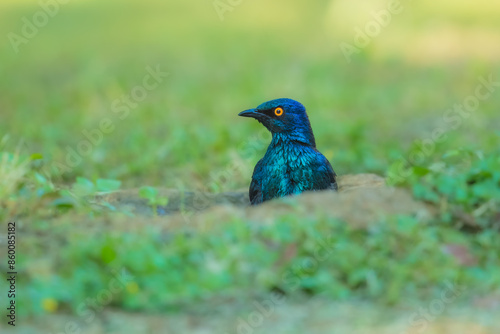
[[412, 183, 439, 203], [412, 166, 430, 177], [35, 172, 48, 184], [77, 177, 94, 187], [442, 150, 460, 159], [139, 186, 158, 200], [96, 179, 121, 192], [157, 197, 169, 206], [101, 245, 117, 263], [30, 153, 44, 160], [99, 201, 117, 211], [74, 177, 95, 196], [51, 197, 77, 209]]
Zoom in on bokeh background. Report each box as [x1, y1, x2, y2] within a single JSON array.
[[1, 0, 499, 333]]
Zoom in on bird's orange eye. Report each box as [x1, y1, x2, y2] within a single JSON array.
[[274, 107, 284, 116]]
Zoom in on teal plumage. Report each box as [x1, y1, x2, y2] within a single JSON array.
[[239, 98, 337, 205]]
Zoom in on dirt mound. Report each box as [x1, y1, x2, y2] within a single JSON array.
[[96, 174, 433, 229]]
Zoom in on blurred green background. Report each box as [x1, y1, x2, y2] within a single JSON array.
[[1, 0, 498, 187], [1, 0, 499, 333]]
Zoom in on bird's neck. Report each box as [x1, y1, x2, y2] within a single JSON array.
[[270, 131, 316, 148]]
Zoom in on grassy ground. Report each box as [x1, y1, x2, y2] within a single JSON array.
[[1, 0, 499, 332], [1, 0, 499, 188]]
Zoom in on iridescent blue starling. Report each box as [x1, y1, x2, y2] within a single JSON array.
[[239, 98, 338, 205]]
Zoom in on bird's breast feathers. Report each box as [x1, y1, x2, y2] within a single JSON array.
[[254, 145, 333, 197]]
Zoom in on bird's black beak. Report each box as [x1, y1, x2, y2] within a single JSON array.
[[238, 109, 259, 118]]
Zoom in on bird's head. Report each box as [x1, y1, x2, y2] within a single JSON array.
[[238, 98, 316, 146]]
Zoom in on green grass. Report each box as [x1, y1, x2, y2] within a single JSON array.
[[1, 0, 499, 187], [14, 213, 500, 315], [0, 0, 499, 319]]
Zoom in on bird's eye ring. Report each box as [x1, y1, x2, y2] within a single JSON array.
[[274, 107, 284, 116]]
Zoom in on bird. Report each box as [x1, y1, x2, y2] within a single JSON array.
[[238, 98, 338, 205]]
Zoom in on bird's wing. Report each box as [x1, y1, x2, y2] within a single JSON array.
[[314, 151, 338, 191], [249, 159, 264, 205]]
